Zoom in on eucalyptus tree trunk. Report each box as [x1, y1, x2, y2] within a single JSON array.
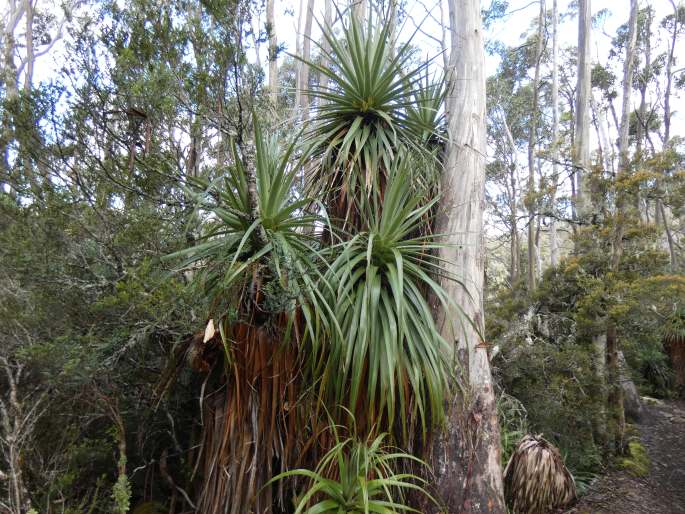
[[297, 0, 314, 118], [598, 104, 615, 176], [501, 113, 520, 283], [388, 0, 398, 51], [23, 0, 33, 92], [352, 0, 367, 22], [660, 0, 680, 269], [549, 0, 560, 267], [634, 8, 652, 221], [294, 0, 304, 110], [527, 0, 544, 291], [319, 0, 333, 93], [574, 0, 592, 223], [1, 0, 22, 198], [658, 199, 677, 270], [439, 0, 449, 71], [635, 8, 652, 158], [422, 0, 505, 512], [664, 0, 680, 147], [607, 0, 638, 453], [267, 0, 278, 105]]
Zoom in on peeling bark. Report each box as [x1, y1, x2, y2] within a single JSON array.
[[422, 0, 506, 512]]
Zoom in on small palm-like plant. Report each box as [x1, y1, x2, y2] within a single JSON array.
[[663, 306, 685, 346], [303, 16, 439, 228], [167, 118, 334, 513], [313, 164, 451, 439], [404, 72, 445, 147], [663, 306, 685, 394], [269, 418, 436, 514], [171, 117, 330, 331]]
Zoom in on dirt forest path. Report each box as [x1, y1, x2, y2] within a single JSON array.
[[566, 400, 685, 514]]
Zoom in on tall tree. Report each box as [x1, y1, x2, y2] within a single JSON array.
[[607, 0, 638, 452], [658, 1, 684, 269], [298, 0, 314, 117], [663, 0, 684, 147], [319, 0, 333, 93], [22, 0, 33, 92], [527, 0, 545, 291], [574, 0, 592, 222], [267, 0, 277, 104], [1, 0, 22, 197], [294, 0, 304, 109], [549, 0, 560, 267], [425, 0, 506, 511]]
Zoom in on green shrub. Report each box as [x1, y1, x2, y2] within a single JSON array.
[[268, 421, 436, 513]]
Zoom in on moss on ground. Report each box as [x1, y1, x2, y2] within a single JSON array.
[[619, 440, 650, 477]]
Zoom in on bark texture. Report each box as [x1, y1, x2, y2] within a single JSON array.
[[574, 0, 592, 221], [422, 0, 505, 512]]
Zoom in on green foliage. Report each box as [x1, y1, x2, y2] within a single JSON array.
[[303, 15, 441, 224], [497, 392, 529, 466], [268, 417, 436, 513], [662, 305, 685, 344], [317, 165, 451, 437], [167, 117, 328, 325], [493, 324, 604, 474], [111, 472, 132, 514], [490, 219, 682, 479]]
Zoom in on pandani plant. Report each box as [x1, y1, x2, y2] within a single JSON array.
[[662, 305, 685, 394], [266, 411, 438, 513], [165, 14, 459, 514], [503, 434, 576, 514]]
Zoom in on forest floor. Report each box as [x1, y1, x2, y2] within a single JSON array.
[[566, 399, 685, 514]]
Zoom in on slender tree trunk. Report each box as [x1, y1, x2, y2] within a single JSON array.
[[574, 0, 592, 222], [388, 0, 398, 51], [1, 0, 22, 198], [319, 0, 333, 94], [607, 0, 638, 453], [549, 0, 560, 267], [267, 0, 278, 105], [613, 0, 638, 268], [635, 8, 652, 157], [501, 111, 519, 283], [664, 0, 680, 147], [23, 0, 33, 92], [659, 0, 680, 268], [633, 8, 652, 220], [527, 0, 544, 291], [658, 199, 677, 269], [352, 0, 367, 22], [294, 0, 304, 110], [439, 0, 449, 71], [297, 0, 314, 118], [598, 105, 614, 175], [423, 1, 505, 512]]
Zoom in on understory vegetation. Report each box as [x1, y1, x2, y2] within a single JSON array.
[[1, 0, 684, 513]]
